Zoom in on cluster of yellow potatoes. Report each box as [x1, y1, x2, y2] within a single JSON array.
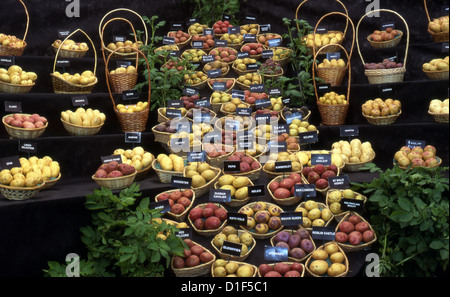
[[61, 107, 106, 127], [106, 40, 143, 53], [0, 33, 25, 48], [428, 15, 449, 33], [0, 65, 37, 86], [52, 70, 96, 86], [184, 70, 208, 85], [304, 32, 343, 48], [308, 242, 347, 277], [113, 146, 154, 171], [422, 56, 449, 72], [116, 101, 148, 114], [109, 65, 137, 75], [237, 73, 261, 86], [156, 153, 185, 172], [185, 162, 218, 188], [221, 33, 244, 45], [331, 139, 375, 164], [0, 156, 60, 188], [318, 91, 347, 105], [318, 58, 346, 68], [288, 119, 317, 136], [52, 39, 88, 51]]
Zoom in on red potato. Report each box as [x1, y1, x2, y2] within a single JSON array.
[[185, 255, 200, 267], [274, 263, 290, 276], [355, 221, 370, 233], [363, 230, 375, 242], [348, 231, 363, 245], [339, 221, 355, 234], [258, 264, 273, 277], [335, 231, 348, 243], [190, 245, 204, 256], [172, 256, 185, 268]]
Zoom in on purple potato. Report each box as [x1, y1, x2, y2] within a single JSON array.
[[288, 235, 302, 249], [289, 247, 306, 259], [300, 239, 314, 254], [274, 230, 291, 243]]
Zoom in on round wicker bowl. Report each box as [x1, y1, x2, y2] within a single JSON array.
[[393, 156, 442, 170], [269, 228, 317, 263], [155, 189, 196, 222], [41, 173, 62, 190], [171, 240, 216, 277], [305, 242, 349, 277], [211, 229, 256, 262], [428, 110, 449, 123], [363, 110, 401, 125], [0, 182, 45, 201], [167, 31, 192, 50], [423, 69, 449, 80], [258, 262, 306, 277], [0, 81, 34, 94], [334, 212, 377, 253], [61, 118, 103, 136], [188, 203, 228, 237], [343, 153, 375, 172], [214, 177, 253, 208], [3, 114, 48, 139], [51, 45, 88, 58], [238, 202, 284, 240], [151, 158, 187, 184], [207, 78, 236, 93], [51, 73, 98, 94], [267, 175, 303, 206], [211, 260, 258, 277], [221, 155, 262, 181], [296, 201, 334, 232], [364, 67, 406, 84], [184, 165, 221, 198], [91, 171, 137, 191], [325, 189, 368, 223], [367, 30, 403, 49]]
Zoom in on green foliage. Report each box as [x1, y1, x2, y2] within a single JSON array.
[[352, 163, 449, 277], [182, 0, 245, 26], [43, 183, 187, 277]]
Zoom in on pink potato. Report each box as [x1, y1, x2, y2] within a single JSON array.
[[348, 231, 363, 245]]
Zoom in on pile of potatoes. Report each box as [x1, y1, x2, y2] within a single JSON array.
[[331, 139, 375, 164], [0, 65, 37, 86], [429, 98, 449, 114], [428, 15, 449, 34], [327, 189, 366, 216], [116, 101, 148, 114], [295, 200, 333, 229], [307, 242, 347, 277], [318, 91, 347, 106], [112, 146, 154, 172], [0, 156, 60, 188], [422, 56, 449, 72], [52, 39, 88, 51], [215, 174, 252, 201], [295, 150, 345, 168], [106, 40, 142, 53], [184, 162, 218, 188], [52, 70, 96, 86], [0, 33, 25, 48], [61, 107, 106, 127], [264, 152, 303, 173], [109, 65, 137, 75], [212, 226, 254, 256], [318, 58, 346, 68], [304, 32, 343, 48], [156, 153, 185, 172]]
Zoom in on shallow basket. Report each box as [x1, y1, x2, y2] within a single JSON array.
[[271, 47, 294, 67], [269, 228, 316, 262], [214, 177, 253, 208], [152, 159, 186, 184], [258, 262, 306, 277], [325, 189, 367, 223], [335, 212, 377, 253], [428, 110, 449, 123], [424, 0, 449, 43], [61, 118, 103, 136], [343, 153, 375, 172], [239, 202, 284, 240], [423, 69, 449, 80], [171, 241, 216, 277], [156, 189, 196, 222], [367, 31, 403, 49], [188, 203, 228, 237], [211, 261, 258, 277], [0, 81, 34, 94], [305, 242, 349, 277], [296, 201, 334, 232], [3, 114, 48, 139], [393, 156, 442, 170], [152, 125, 175, 144], [0, 182, 45, 201], [91, 171, 137, 191], [207, 78, 236, 93], [267, 176, 302, 206], [167, 31, 192, 50], [185, 165, 221, 198], [221, 155, 262, 181], [234, 77, 262, 91], [211, 229, 256, 262], [51, 74, 98, 94], [301, 165, 341, 197], [363, 111, 401, 125]]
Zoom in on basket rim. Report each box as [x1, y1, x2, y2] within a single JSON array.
[[428, 110, 449, 116], [60, 118, 104, 129], [187, 203, 228, 234], [422, 69, 449, 75], [50, 73, 98, 87], [210, 259, 258, 276], [2, 114, 48, 131], [305, 242, 349, 277], [393, 156, 442, 170], [0, 181, 46, 191], [362, 110, 402, 120], [0, 80, 35, 88]]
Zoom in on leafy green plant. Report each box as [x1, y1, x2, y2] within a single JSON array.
[[352, 163, 449, 277], [43, 184, 187, 277], [182, 0, 245, 26]]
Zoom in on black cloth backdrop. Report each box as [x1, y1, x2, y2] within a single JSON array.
[[0, 0, 448, 277]]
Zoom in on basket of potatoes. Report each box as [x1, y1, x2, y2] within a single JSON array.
[[238, 202, 284, 240], [0, 0, 28, 56], [0, 168, 45, 201], [305, 242, 349, 277], [331, 139, 376, 172], [220, 32, 244, 50], [295, 200, 334, 232], [211, 226, 256, 262], [211, 259, 258, 277], [334, 212, 377, 253], [3, 113, 48, 139], [152, 154, 187, 184], [184, 70, 209, 89], [270, 228, 316, 263], [60, 107, 106, 136], [171, 238, 216, 277], [326, 189, 367, 223], [0, 65, 37, 94], [167, 132, 203, 158], [167, 30, 192, 50], [361, 98, 402, 125], [235, 73, 262, 90], [267, 173, 305, 206], [422, 56, 449, 80], [154, 44, 180, 61], [203, 60, 230, 78], [155, 189, 195, 222], [184, 162, 221, 197], [92, 161, 137, 191], [203, 143, 235, 168], [52, 39, 89, 58], [232, 57, 260, 77], [107, 64, 138, 94], [112, 146, 154, 181], [214, 174, 254, 208], [263, 152, 304, 179], [428, 98, 449, 123], [316, 57, 347, 87], [424, 2, 449, 43], [271, 47, 293, 67]]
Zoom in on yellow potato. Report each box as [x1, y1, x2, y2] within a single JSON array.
[[160, 156, 173, 171], [232, 177, 250, 189], [327, 263, 346, 277], [309, 260, 329, 276], [234, 187, 249, 200]]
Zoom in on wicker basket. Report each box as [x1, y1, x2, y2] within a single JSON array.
[[203, 62, 230, 78], [167, 31, 192, 50], [367, 30, 403, 49], [424, 0, 449, 42], [335, 212, 377, 253], [207, 78, 236, 93], [152, 158, 186, 184], [220, 36, 244, 51], [305, 242, 349, 277], [211, 261, 258, 277], [423, 69, 449, 80], [343, 153, 375, 172], [0, 80, 34, 94], [2, 114, 48, 139], [263, 160, 303, 179], [281, 109, 311, 123], [260, 65, 284, 82], [356, 9, 410, 85], [267, 176, 302, 206], [0, 182, 45, 201], [0, 0, 28, 56], [171, 241, 216, 277], [220, 101, 251, 116], [235, 75, 262, 91], [269, 228, 316, 262], [232, 61, 259, 77], [296, 201, 334, 232], [99, 8, 148, 60], [205, 145, 235, 168], [238, 202, 284, 240], [221, 155, 262, 181], [240, 43, 264, 60], [188, 203, 228, 237], [428, 110, 449, 123], [214, 177, 253, 208], [41, 173, 62, 190], [300, 165, 341, 197], [51, 43, 88, 58], [51, 29, 98, 94], [363, 110, 401, 125], [258, 262, 306, 277], [155, 189, 196, 222], [91, 171, 137, 191], [325, 189, 367, 223], [211, 229, 256, 262], [394, 156, 442, 170], [271, 47, 294, 67], [184, 165, 221, 198], [152, 125, 175, 144], [154, 45, 180, 61], [106, 47, 151, 133], [61, 118, 103, 136]]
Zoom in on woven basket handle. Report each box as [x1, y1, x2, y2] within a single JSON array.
[[313, 12, 355, 65], [295, 0, 349, 38], [423, 0, 433, 23], [100, 17, 139, 68], [52, 28, 97, 74], [98, 8, 149, 49], [356, 9, 410, 67], [11, 0, 29, 42], [105, 47, 151, 110], [312, 43, 351, 104]]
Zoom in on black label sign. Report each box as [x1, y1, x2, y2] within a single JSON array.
[[231, 89, 245, 100], [0, 156, 21, 170], [236, 107, 252, 117], [209, 189, 231, 203], [381, 22, 396, 29], [224, 119, 240, 131], [244, 14, 257, 23], [262, 49, 274, 59], [442, 43, 449, 53], [246, 63, 260, 71], [275, 161, 292, 172], [202, 55, 215, 63], [406, 139, 426, 149], [187, 151, 206, 163], [285, 112, 303, 124], [250, 84, 266, 93], [71, 95, 88, 107], [227, 212, 248, 227], [243, 34, 256, 43], [163, 36, 175, 45], [203, 132, 221, 143], [223, 161, 241, 172], [294, 184, 316, 198], [174, 120, 192, 133], [221, 241, 243, 257], [215, 39, 228, 47], [4, 101, 22, 113], [228, 26, 240, 34], [194, 98, 210, 108], [236, 131, 254, 143], [171, 176, 192, 189], [255, 98, 271, 109], [0, 56, 15, 67], [267, 38, 281, 47], [207, 69, 222, 78], [248, 185, 265, 197], [317, 83, 331, 94], [191, 62, 201, 69], [116, 60, 132, 69], [259, 24, 271, 33], [170, 137, 190, 149], [280, 212, 303, 226], [340, 126, 359, 137], [170, 21, 184, 31], [18, 142, 37, 154], [237, 51, 250, 59], [299, 131, 319, 144], [212, 81, 227, 91], [328, 175, 350, 189], [222, 14, 231, 21], [122, 89, 139, 101], [267, 87, 281, 96], [175, 227, 192, 239], [282, 98, 291, 106], [236, 138, 254, 151], [56, 60, 70, 67], [125, 132, 142, 143], [192, 41, 204, 49], [149, 199, 171, 214], [311, 154, 331, 166], [168, 100, 183, 108], [316, 27, 328, 34], [264, 246, 288, 262], [274, 124, 288, 135], [187, 18, 198, 26], [169, 50, 181, 58], [254, 113, 271, 123], [101, 155, 122, 164], [113, 35, 126, 43], [203, 28, 214, 36], [311, 226, 335, 241], [57, 29, 71, 39], [326, 52, 341, 60], [165, 108, 182, 118], [342, 198, 364, 213], [193, 112, 211, 123], [268, 141, 288, 153], [183, 87, 199, 96]]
